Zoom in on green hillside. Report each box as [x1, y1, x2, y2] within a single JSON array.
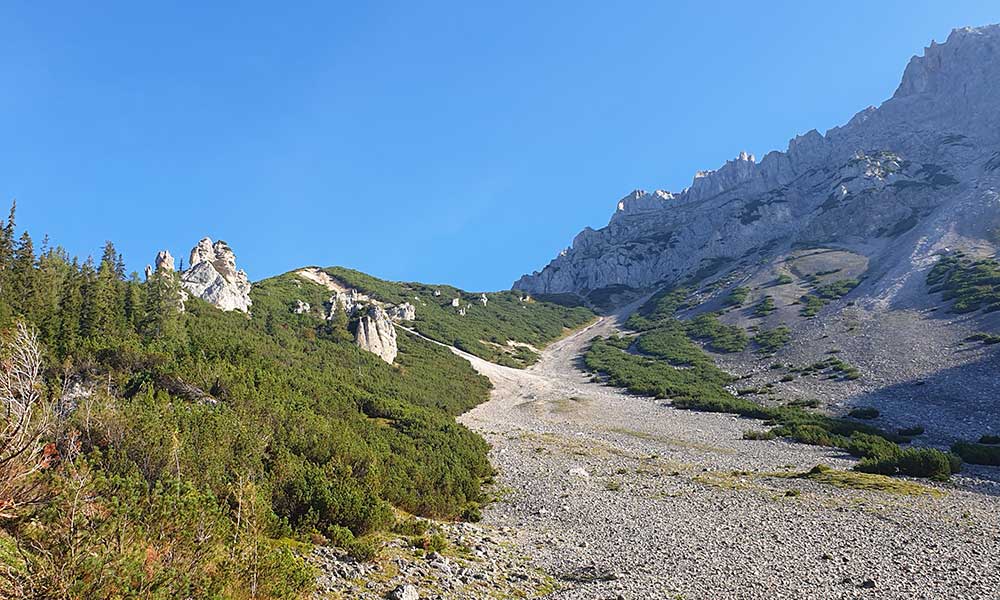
[[0, 205, 588, 598], [318, 266, 594, 367]]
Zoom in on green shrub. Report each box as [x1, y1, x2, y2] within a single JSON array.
[[754, 326, 791, 353], [848, 407, 880, 420], [978, 434, 1000, 445], [345, 537, 382, 562], [898, 426, 926, 437], [927, 252, 1000, 313], [754, 296, 776, 317], [952, 441, 1000, 466], [685, 313, 749, 352], [743, 429, 777, 440], [725, 286, 750, 307]]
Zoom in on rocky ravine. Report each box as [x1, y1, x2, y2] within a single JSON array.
[[314, 309, 1000, 599]]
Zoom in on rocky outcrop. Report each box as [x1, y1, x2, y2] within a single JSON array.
[[354, 305, 398, 364], [514, 25, 1000, 304], [292, 300, 311, 314], [155, 250, 175, 272], [387, 302, 416, 322], [293, 268, 415, 363], [180, 238, 252, 313]]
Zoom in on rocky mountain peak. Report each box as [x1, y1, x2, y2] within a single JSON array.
[[514, 25, 1000, 301], [893, 25, 1000, 99], [149, 237, 252, 313]]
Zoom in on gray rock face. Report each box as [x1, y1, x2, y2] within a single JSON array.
[[292, 300, 310, 314], [179, 238, 252, 313], [155, 250, 175, 272], [514, 25, 1000, 302], [387, 302, 416, 322], [355, 305, 398, 364]]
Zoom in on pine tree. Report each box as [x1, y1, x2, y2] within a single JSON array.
[[34, 246, 71, 345], [123, 273, 146, 333], [84, 241, 127, 342], [56, 259, 84, 357], [142, 267, 185, 345], [11, 231, 37, 317]]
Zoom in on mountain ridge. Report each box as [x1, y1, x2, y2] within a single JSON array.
[[514, 24, 1000, 301]]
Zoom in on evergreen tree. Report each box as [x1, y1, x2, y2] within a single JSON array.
[[56, 259, 84, 357], [94, 241, 126, 340], [11, 231, 37, 317], [123, 272, 146, 333], [142, 267, 185, 345]]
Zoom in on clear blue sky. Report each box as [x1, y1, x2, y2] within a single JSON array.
[[1, 2, 997, 290]]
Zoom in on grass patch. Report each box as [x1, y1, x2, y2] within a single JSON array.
[[776, 464, 942, 496]]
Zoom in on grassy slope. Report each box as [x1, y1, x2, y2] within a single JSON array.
[[305, 267, 595, 368]]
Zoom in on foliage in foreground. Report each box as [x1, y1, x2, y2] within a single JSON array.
[[0, 204, 540, 597]]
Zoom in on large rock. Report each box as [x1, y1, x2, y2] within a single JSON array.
[[354, 305, 398, 364], [513, 25, 1000, 304], [155, 250, 175, 272], [179, 238, 252, 313]]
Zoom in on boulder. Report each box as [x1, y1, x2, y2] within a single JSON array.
[[293, 300, 310, 314]]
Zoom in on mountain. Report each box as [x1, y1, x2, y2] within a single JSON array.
[[509, 25, 1000, 444], [515, 25, 1000, 305]]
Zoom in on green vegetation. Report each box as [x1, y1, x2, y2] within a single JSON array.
[[965, 332, 1000, 345], [848, 407, 880, 420], [0, 203, 581, 597], [587, 286, 959, 482], [790, 357, 860, 380], [899, 426, 926, 437], [979, 434, 1000, 445], [926, 252, 1000, 313], [725, 286, 750, 307], [753, 295, 776, 317], [753, 326, 790, 354], [778, 464, 941, 496], [952, 441, 1000, 466], [799, 278, 860, 316], [322, 267, 593, 368], [685, 313, 749, 353], [774, 273, 794, 286], [743, 429, 777, 441]]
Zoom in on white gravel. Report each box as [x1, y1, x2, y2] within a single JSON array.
[[455, 311, 1000, 600]]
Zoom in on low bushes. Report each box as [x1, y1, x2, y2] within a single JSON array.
[[952, 441, 1000, 466]]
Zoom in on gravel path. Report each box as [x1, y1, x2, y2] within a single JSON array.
[[456, 309, 1000, 600]]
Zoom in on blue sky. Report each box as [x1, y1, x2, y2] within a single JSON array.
[[1, 2, 997, 290]]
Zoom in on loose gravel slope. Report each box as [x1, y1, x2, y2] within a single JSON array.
[[458, 309, 1000, 600]]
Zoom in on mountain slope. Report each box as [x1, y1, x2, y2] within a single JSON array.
[[513, 25, 1000, 443]]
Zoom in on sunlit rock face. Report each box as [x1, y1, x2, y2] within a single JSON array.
[[514, 26, 1000, 303]]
